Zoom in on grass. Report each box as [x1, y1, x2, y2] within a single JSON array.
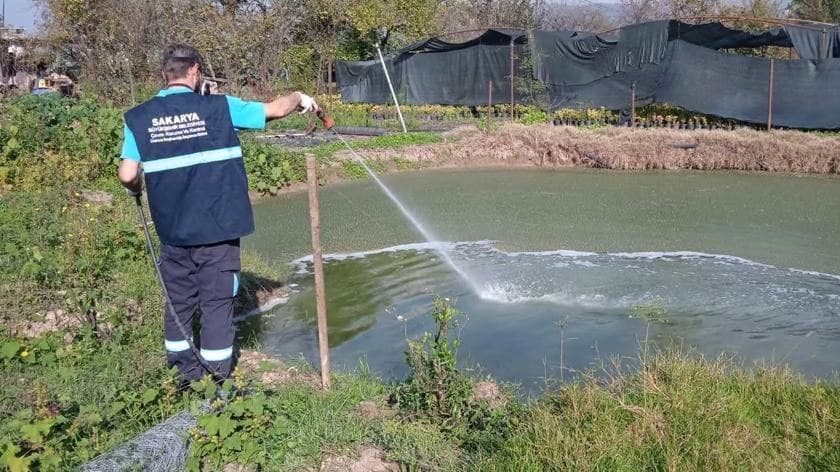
[[310, 131, 443, 160], [471, 348, 840, 471], [186, 344, 840, 471]]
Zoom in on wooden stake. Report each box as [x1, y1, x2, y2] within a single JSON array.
[[630, 82, 636, 128], [488, 80, 493, 133], [510, 39, 515, 121], [767, 59, 774, 132], [306, 154, 331, 390]]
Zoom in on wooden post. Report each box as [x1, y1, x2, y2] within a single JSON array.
[[327, 56, 334, 96], [510, 39, 515, 121], [306, 154, 331, 390], [630, 82, 636, 128], [327, 55, 335, 120], [767, 59, 774, 132], [487, 80, 493, 132], [820, 28, 828, 60]]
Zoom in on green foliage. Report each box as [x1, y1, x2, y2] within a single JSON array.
[[312, 132, 442, 160], [241, 137, 306, 195], [517, 36, 550, 109], [471, 348, 840, 471], [0, 191, 145, 314], [266, 99, 475, 132], [789, 0, 840, 23], [341, 159, 386, 179], [389, 297, 518, 459], [0, 337, 58, 369], [0, 326, 188, 470], [629, 298, 669, 323], [187, 373, 276, 469], [345, 0, 440, 50], [389, 298, 473, 424], [554, 107, 616, 123], [185, 368, 386, 470], [0, 96, 123, 190], [372, 419, 461, 469], [391, 156, 420, 170], [341, 160, 370, 179], [518, 109, 549, 125]]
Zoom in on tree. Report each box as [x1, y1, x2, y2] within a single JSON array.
[[620, 0, 668, 25], [788, 0, 840, 23], [36, 0, 306, 99], [435, 0, 546, 33], [541, 1, 617, 33]]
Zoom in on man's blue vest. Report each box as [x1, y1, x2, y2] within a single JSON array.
[[124, 92, 254, 246]]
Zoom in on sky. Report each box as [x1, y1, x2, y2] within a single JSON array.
[[2, 0, 41, 31]]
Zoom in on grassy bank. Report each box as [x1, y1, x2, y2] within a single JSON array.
[[475, 350, 840, 470], [350, 124, 840, 174], [2, 95, 839, 470]]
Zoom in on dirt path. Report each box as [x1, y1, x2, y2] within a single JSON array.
[[344, 124, 840, 174]]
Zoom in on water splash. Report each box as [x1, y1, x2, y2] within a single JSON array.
[[330, 131, 481, 293]]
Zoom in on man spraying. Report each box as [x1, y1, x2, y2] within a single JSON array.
[[118, 44, 320, 384]]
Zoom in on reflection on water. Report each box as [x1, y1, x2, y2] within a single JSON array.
[[255, 242, 840, 394]]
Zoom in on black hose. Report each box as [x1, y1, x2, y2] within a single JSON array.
[[134, 195, 226, 383], [332, 126, 388, 136]]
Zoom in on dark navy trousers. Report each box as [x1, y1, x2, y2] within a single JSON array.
[[159, 239, 240, 381]]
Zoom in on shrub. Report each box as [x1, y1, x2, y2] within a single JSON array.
[[389, 298, 476, 426], [0, 95, 123, 190], [241, 137, 306, 194]]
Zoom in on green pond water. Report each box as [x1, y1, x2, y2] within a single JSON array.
[[245, 169, 840, 392]]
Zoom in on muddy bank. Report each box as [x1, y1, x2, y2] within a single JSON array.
[[333, 124, 840, 174]]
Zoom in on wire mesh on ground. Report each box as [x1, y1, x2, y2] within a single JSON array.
[[82, 411, 195, 472]]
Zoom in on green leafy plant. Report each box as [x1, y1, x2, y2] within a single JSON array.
[[341, 159, 385, 179], [187, 372, 276, 469], [390, 297, 474, 425], [629, 298, 669, 323], [0, 95, 123, 190], [0, 359, 185, 471], [518, 109, 549, 125], [241, 137, 306, 194]]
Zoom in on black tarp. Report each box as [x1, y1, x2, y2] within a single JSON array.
[[334, 29, 529, 106], [531, 21, 670, 87], [668, 21, 793, 49], [335, 21, 840, 129], [659, 40, 840, 128], [399, 28, 526, 53], [785, 25, 840, 59]]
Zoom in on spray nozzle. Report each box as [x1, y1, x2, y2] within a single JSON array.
[[316, 108, 335, 130]]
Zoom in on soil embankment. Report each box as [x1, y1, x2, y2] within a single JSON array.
[[335, 124, 840, 174]]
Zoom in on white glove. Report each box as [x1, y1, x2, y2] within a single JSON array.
[[296, 92, 318, 114]]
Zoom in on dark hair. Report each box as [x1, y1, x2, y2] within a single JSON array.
[[161, 44, 204, 81]]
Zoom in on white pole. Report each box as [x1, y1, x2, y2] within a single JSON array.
[[376, 44, 407, 133]]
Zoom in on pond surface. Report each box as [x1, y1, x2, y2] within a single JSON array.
[[246, 169, 840, 392]]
